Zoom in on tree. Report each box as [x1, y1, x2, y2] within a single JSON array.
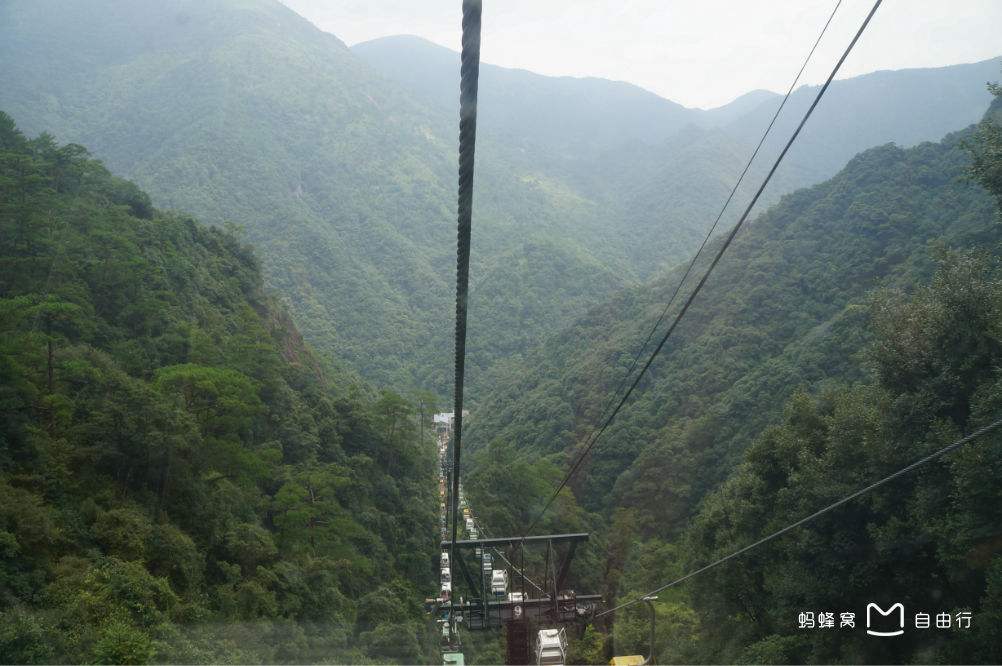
[[0, 120, 440, 663], [968, 82, 1002, 207], [374, 390, 413, 442], [568, 624, 606, 664]]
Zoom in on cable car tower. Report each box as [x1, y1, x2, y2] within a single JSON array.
[[444, 532, 599, 629], [445, 533, 599, 664], [435, 423, 600, 664], [436, 2, 602, 662]]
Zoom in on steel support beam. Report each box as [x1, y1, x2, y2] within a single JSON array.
[[452, 594, 602, 630], [554, 539, 578, 593], [505, 617, 530, 665], [441, 532, 589, 550], [454, 548, 480, 597]]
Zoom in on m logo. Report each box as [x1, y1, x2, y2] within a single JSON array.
[[866, 602, 905, 636]]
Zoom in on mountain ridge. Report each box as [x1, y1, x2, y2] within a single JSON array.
[[3, 0, 997, 395]]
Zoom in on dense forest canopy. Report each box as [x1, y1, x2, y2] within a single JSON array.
[[0, 114, 440, 664]]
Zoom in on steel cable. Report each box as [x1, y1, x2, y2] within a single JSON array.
[[598, 415, 1002, 617], [600, 0, 843, 428], [525, 0, 884, 534], [450, 0, 483, 559]]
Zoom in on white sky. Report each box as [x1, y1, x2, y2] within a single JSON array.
[[280, 0, 1002, 109]]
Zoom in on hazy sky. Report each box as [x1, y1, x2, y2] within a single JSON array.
[[279, 0, 1002, 109]]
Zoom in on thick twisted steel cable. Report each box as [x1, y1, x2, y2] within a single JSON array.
[[525, 0, 883, 535], [451, 0, 483, 557], [598, 415, 1002, 617]]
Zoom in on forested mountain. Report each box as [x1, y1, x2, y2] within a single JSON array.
[[2, 0, 997, 396], [352, 34, 701, 162], [464, 88, 1002, 663], [0, 115, 439, 663], [3, 0, 1002, 662], [468, 116, 998, 509], [355, 34, 998, 177], [355, 35, 1001, 275], [0, 0, 630, 393]]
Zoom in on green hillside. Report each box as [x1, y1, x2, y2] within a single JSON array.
[[613, 92, 1002, 664], [0, 114, 438, 664], [464, 88, 1002, 663], [3, 1, 996, 397], [2, 2, 1002, 663], [354, 35, 1001, 278], [0, 0, 635, 394], [352, 34, 700, 164], [469, 120, 996, 511]]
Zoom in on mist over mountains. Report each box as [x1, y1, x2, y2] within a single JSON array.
[[3, 0, 1002, 663], [2, 0, 997, 394]]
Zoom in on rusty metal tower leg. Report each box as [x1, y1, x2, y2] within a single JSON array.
[[520, 541, 527, 599], [505, 616, 530, 665]]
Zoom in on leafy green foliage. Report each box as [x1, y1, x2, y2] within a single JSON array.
[[471, 121, 998, 530], [969, 84, 1002, 210], [0, 116, 438, 663], [675, 249, 1002, 663], [475, 84, 1002, 663], [1, 3, 1000, 661]]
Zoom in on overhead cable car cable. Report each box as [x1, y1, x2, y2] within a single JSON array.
[[450, 0, 483, 558], [525, 0, 884, 534], [539, 0, 843, 529], [602, 0, 843, 416], [597, 415, 1002, 617]]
